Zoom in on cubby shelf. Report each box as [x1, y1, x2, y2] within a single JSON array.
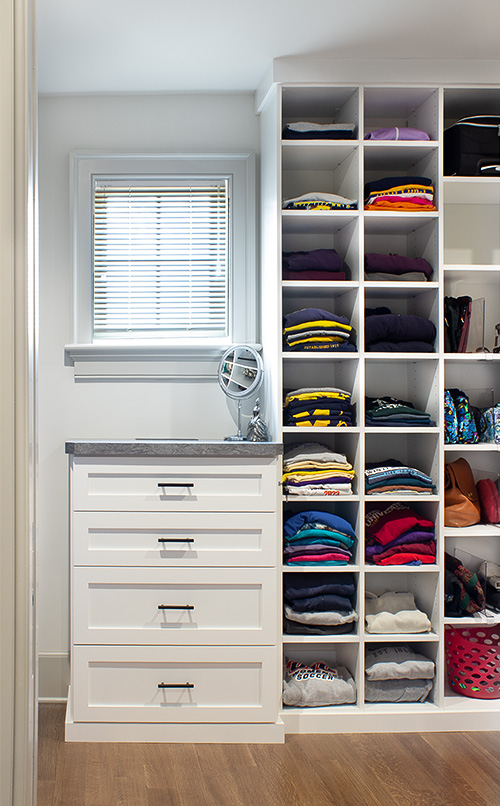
[[260, 80, 500, 731]]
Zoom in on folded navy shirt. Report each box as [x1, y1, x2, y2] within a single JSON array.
[[364, 175, 433, 195], [284, 307, 350, 328], [365, 313, 436, 347]]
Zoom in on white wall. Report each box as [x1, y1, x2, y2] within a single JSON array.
[[37, 93, 260, 698]]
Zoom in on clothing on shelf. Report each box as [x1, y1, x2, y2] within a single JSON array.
[[365, 644, 435, 680], [365, 306, 436, 352], [283, 571, 357, 633], [282, 122, 356, 140], [365, 502, 435, 566], [365, 396, 434, 428], [283, 307, 356, 352], [364, 676, 433, 703], [282, 660, 357, 707], [364, 252, 433, 281], [282, 442, 355, 496], [444, 552, 487, 617], [364, 175, 436, 211], [282, 268, 348, 281], [282, 191, 358, 211], [365, 459, 436, 498], [284, 387, 354, 428], [282, 248, 350, 282], [364, 127, 430, 141], [283, 510, 356, 567], [364, 644, 435, 703], [365, 591, 432, 634]]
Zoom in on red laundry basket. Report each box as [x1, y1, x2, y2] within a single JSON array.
[[445, 625, 500, 699]]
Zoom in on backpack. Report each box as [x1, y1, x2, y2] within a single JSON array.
[[447, 388, 479, 444], [444, 389, 458, 443]]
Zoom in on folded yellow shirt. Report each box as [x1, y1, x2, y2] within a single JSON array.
[[283, 319, 352, 335]]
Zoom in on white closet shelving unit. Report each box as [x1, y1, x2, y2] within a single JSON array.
[[258, 75, 500, 732]]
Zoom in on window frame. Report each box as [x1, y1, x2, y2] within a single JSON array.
[[66, 152, 257, 378]]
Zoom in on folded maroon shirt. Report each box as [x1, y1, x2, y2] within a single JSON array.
[[282, 269, 346, 281]]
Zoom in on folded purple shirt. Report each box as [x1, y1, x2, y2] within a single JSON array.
[[283, 249, 343, 272], [365, 529, 435, 556], [364, 127, 430, 141], [365, 253, 433, 278]]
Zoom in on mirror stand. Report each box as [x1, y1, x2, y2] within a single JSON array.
[[225, 399, 244, 441]]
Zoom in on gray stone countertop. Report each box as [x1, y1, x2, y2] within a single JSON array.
[[65, 439, 283, 458]]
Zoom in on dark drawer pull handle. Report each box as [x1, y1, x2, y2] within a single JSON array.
[[158, 682, 194, 689], [158, 604, 194, 610], [157, 482, 194, 488], [157, 537, 195, 544]]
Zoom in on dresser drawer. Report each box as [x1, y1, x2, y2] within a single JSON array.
[[71, 456, 279, 513], [73, 567, 278, 645], [72, 510, 278, 567], [72, 645, 278, 723]]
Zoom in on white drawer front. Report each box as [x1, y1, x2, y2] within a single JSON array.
[[72, 511, 278, 567], [71, 456, 279, 513], [72, 645, 279, 723], [73, 567, 278, 645]]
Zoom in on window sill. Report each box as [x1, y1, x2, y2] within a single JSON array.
[[64, 342, 262, 380]]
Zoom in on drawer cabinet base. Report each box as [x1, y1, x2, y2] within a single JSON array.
[[65, 687, 285, 743]]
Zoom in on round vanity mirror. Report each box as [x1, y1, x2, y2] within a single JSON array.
[[218, 345, 264, 440]]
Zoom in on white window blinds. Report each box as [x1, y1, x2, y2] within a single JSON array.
[[92, 178, 230, 339]]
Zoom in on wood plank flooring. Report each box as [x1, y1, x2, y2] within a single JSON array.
[[38, 704, 500, 806]]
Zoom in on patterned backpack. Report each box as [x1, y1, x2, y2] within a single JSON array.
[[444, 389, 458, 443], [447, 388, 479, 443]]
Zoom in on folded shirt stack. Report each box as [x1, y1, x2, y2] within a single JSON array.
[[365, 306, 436, 352], [283, 510, 357, 568], [284, 387, 354, 428], [283, 442, 355, 497], [283, 307, 356, 352], [365, 396, 434, 428], [283, 571, 358, 635], [365, 459, 436, 498], [282, 191, 358, 211], [283, 121, 356, 140], [364, 644, 435, 703], [282, 248, 349, 282], [364, 175, 436, 212], [365, 501, 436, 566], [365, 591, 432, 634], [283, 660, 357, 707], [364, 252, 433, 282]]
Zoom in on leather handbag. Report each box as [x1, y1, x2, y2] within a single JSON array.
[[476, 478, 500, 525], [444, 458, 481, 527]]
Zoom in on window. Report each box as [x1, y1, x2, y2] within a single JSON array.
[[93, 177, 229, 340], [67, 153, 256, 377]]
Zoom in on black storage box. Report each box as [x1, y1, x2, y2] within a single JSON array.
[[444, 116, 500, 176]]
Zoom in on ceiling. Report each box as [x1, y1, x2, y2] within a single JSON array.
[[37, 0, 500, 95]]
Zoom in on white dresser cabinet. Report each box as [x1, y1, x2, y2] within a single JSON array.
[[65, 443, 284, 743]]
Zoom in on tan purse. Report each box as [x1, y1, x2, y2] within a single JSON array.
[[444, 458, 481, 527]]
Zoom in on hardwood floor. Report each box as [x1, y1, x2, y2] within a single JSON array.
[[38, 704, 500, 806]]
